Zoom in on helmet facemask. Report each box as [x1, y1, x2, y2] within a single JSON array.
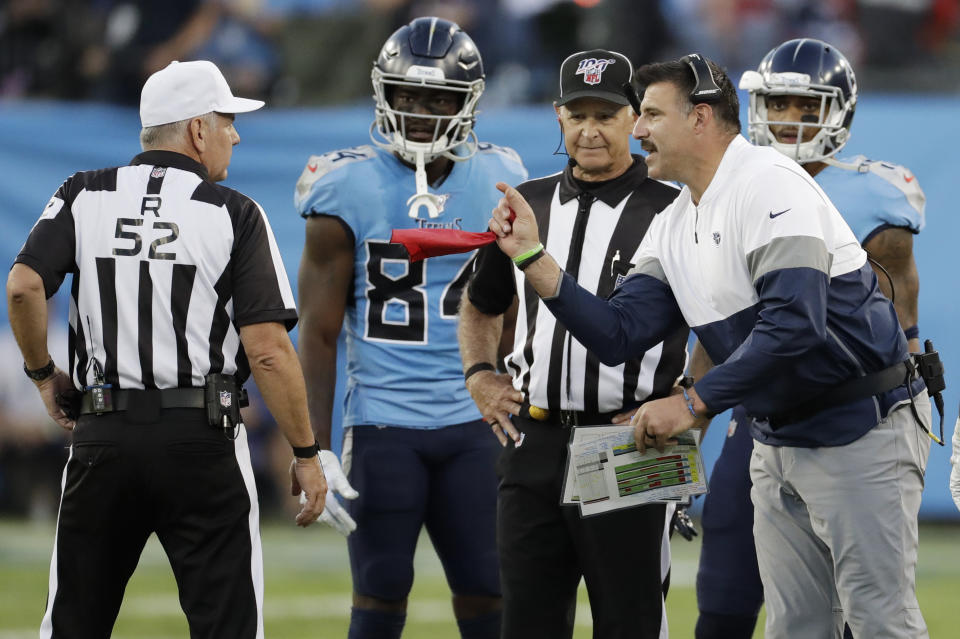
[[371, 67, 483, 164], [744, 73, 852, 163], [370, 67, 483, 217]]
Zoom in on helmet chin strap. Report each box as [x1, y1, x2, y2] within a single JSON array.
[[407, 149, 444, 218]]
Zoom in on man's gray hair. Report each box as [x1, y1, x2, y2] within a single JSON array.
[[140, 112, 217, 150]]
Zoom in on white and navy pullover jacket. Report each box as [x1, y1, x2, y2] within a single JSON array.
[[544, 136, 917, 447]]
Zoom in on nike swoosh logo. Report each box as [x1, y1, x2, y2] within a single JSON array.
[[307, 163, 318, 173], [769, 208, 791, 219], [904, 175, 914, 183]]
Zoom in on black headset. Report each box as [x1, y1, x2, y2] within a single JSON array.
[[681, 53, 723, 103], [621, 52, 722, 116], [622, 82, 642, 115]]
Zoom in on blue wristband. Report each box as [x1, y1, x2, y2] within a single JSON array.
[[904, 325, 919, 340], [681, 387, 698, 419]]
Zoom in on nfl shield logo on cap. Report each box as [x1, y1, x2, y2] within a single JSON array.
[[576, 58, 616, 85]]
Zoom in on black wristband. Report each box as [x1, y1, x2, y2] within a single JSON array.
[[292, 440, 320, 459], [464, 362, 496, 382], [516, 248, 547, 271], [24, 359, 55, 381]]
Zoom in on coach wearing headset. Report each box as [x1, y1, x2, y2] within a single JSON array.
[[487, 54, 931, 639], [459, 49, 687, 639]]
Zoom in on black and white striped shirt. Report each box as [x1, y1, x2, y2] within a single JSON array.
[[15, 150, 297, 390], [468, 157, 687, 413]]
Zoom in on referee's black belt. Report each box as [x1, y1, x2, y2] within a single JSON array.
[[764, 360, 914, 429], [80, 387, 206, 415], [518, 402, 629, 427]]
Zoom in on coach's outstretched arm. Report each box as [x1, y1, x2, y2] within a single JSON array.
[[490, 183, 683, 365]]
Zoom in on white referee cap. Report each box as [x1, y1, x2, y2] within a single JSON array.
[[139, 60, 264, 128]]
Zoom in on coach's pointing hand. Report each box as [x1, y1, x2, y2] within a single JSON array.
[[491, 183, 564, 299], [491, 182, 541, 258]]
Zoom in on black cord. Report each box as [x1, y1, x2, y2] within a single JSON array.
[[552, 121, 568, 158], [905, 361, 945, 446], [866, 258, 944, 444], [866, 255, 895, 305], [222, 415, 239, 441]]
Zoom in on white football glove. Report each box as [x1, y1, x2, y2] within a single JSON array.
[[950, 416, 960, 512], [301, 449, 359, 536]]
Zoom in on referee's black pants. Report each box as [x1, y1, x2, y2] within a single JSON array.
[[497, 417, 668, 639], [40, 407, 262, 639]]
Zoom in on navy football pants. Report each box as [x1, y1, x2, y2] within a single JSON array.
[[344, 421, 501, 601], [697, 406, 764, 620]]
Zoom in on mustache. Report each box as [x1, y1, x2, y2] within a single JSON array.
[[641, 142, 657, 153]]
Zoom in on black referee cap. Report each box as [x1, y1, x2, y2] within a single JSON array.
[[556, 49, 634, 107]]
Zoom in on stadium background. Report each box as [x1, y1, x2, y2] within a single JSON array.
[[0, 0, 958, 636]]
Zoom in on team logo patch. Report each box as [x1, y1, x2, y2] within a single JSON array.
[[576, 58, 616, 85], [219, 391, 232, 409], [712, 231, 721, 246], [411, 193, 452, 225], [615, 273, 627, 288], [151, 167, 166, 179]]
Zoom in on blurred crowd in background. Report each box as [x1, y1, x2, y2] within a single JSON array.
[[2, 0, 960, 521], [1, 0, 959, 109]]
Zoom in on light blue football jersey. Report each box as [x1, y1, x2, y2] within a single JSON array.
[[815, 155, 925, 245], [295, 143, 528, 429]]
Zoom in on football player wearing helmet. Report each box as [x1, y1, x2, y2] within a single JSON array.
[[294, 17, 527, 639], [370, 16, 485, 219], [691, 39, 927, 639]]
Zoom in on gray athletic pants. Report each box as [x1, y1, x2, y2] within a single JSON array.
[[751, 397, 931, 639]]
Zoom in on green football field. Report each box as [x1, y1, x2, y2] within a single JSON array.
[[1, 519, 957, 638]]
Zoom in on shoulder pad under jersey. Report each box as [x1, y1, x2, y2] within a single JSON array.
[[828, 155, 925, 215], [475, 142, 524, 165], [295, 145, 377, 200]]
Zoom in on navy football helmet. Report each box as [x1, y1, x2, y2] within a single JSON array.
[[739, 39, 857, 163], [370, 17, 484, 166]]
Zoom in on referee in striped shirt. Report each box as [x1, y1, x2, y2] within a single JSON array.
[[7, 60, 327, 639], [458, 50, 688, 638]]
